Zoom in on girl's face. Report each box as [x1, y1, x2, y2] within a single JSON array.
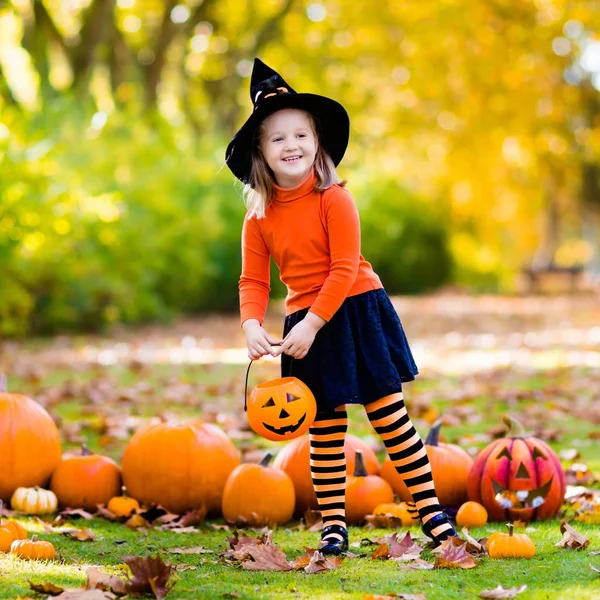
[[260, 109, 317, 188]]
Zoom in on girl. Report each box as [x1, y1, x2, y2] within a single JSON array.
[[226, 58, 458, 556]]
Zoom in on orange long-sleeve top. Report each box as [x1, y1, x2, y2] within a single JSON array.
[[239, 168, 383, 325]]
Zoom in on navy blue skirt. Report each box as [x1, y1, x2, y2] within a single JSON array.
[[281, 288, 419, 412]]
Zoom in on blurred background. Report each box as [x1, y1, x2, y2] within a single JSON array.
[[1, 0, 599, 338]]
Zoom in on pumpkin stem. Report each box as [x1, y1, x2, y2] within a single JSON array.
[[507, 523, 514, 537], [353, 450, 368, 477], [81, 444, 91, 456], [121, 486, 129, 497], [503, 415, 527, 438], [260, 452, 273, 468], [425, 418, 443, 446], [31, 535, 38, 542], [0, 374, 6, 393]]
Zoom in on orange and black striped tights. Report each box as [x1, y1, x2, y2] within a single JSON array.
[[310, 392, 455, 544]]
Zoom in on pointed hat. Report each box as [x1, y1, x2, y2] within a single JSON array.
[[225, 58, 349, 184]]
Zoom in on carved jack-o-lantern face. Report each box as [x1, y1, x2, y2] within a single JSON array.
[[247, 377, 316, 442], [467, 416, 566, 522]]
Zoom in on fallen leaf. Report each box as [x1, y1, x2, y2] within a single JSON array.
[[461, 527, 487, 554], [86, 568, 127, 595], [555, 521, 590, 550], [64, 527, 96, 542], [304, 550, 343, 574], [479, 584, 528, 598], [241, 543, 293, 571], [433, 539, 477, 569], [364, 594, 426, 600], [168, 546, 214, 555], [302, 508, 323, 531], [53, 592, 117, 600], [125, 514, 149, 530], [397, 559, 434, 570], [58, 508, 95, 520], [123, 554, 175, 599], [29, 581, 65, 595], [590, 564, 600, 574], [388, 532, 424, 561], [364, 514, 404, 529]]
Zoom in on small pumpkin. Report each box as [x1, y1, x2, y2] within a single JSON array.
[[222, 452, 295, 526], [0, 375, 62, 502], [468, 415, 566, 522], [11, 487, 57, 515], [456, 501, 488, 528], [107, 486, 140, 517], [273, 434, 381, 517], [10, 535, 55, 560], [247, 377, 317, 442], [0, 500, 27, 551], [50, 444, 122, 511], [373, 501, 420, 526], [381, 418, 474, 508], [487, 523, 536, 559], [346, 450, 394, 525]]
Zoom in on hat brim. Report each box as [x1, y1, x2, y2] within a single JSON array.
[[225, 93, 349, 184]]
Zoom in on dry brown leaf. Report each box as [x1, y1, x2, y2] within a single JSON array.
[[241, 543, 293, 571], [58, 508, 95, 520], [397, 559, 434, 570], [168, 546, 214, 555], [479, 584, 528, 598], [29, 581, 65, 595], [555, 521, 590, 550], [302, 508, 323, 532], [461, 527, 487, 554], [64, 527, 96, 542], [123, 554, 175, 599], [304, 550, 343, 574], [96, 506, 121, 521], [53, 592, 117, 600], [433, 539, 477, 569], [86, 567, 127, 595], [388, 531, 424, 561], [364, 514, 404, 529]]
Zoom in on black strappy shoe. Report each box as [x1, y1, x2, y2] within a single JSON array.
[[421, 512, 459, 547], [318, 524, 349, 556]]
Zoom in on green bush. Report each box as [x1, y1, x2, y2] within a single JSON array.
[[0, 101, 452, 336]]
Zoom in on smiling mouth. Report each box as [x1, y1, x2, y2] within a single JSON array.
[[492, 477, 553, 510], [282, 156, 302, 162], [263, 413, 306, 435]]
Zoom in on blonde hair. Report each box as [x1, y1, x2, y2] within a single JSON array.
[[242, 111, 346, 219]]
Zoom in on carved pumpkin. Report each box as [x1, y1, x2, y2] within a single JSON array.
[[0, 375, 62, 502], [11, 535, 55, 560], [222, 452, 295, 526], [107, 486, 140, 517], [468, 415, 566, 522], [487, 523, 536, 559], [50, 445, 121, 511], [381, 418, 473, 508], [456, 501, 488, 528], [247, 377, 316, 442], [122, 421, 240, 515], [11, 487, 57, 515], [373, 501, 420, 526], [346, 450, 394, 525], [273, 434, 381, 516]]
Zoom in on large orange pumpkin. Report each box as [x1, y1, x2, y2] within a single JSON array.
[[381, 418, 473, 508], [247, 377, 317, 442], [222, 452, 295, 526], [346, 450, 394, 525], [0, 376, 62, 502], [272, 434, 380, 516], [122, 421, 240, 515], [50, 445, 121, 511], [468, 415, 566, 522]]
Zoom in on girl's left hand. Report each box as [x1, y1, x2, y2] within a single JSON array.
[[276, 320, 319, 359]]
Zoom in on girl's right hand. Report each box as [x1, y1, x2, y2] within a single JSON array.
[[242, 320, 281, 360]]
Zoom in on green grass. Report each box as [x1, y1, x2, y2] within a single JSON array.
[[1, 363, 599, 599]]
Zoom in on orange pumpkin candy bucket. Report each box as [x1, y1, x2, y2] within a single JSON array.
[[244, 347, 317, 442]]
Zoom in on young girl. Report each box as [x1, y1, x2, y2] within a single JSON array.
[[226, 58, 458, 556]]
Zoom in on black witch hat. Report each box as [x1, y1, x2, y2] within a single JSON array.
[[225, 58, 350, 184]]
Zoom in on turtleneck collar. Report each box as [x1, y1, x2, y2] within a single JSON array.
[[272, 167, 317, 202]]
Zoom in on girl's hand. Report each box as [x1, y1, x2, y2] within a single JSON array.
[[276, 317, 321, 359], [243, 320, 281, 360]]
